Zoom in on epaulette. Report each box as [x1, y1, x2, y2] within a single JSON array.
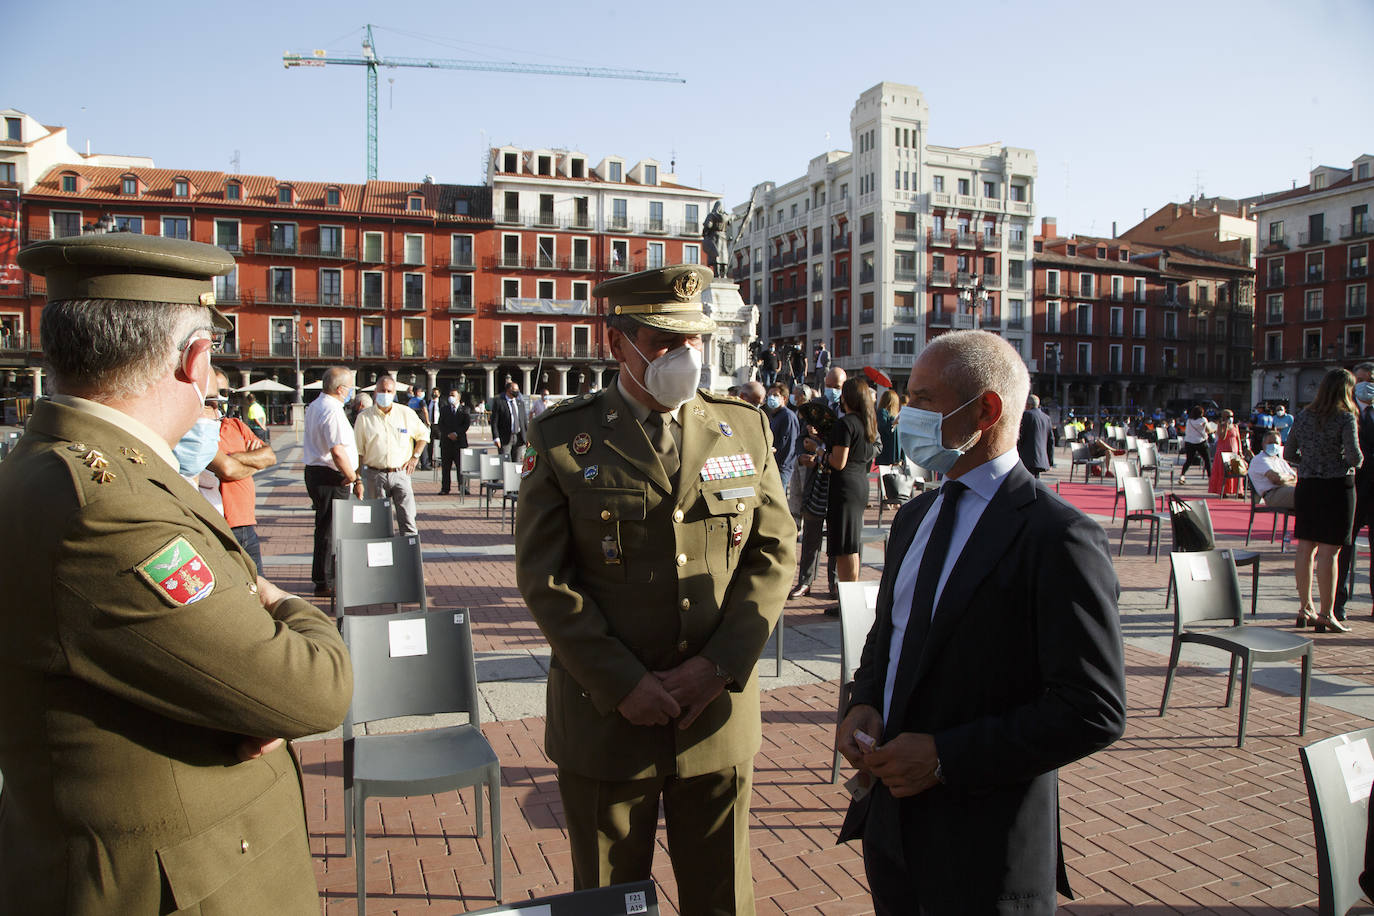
[[698, 389, 757, 411], [533, 390, 602, 425]]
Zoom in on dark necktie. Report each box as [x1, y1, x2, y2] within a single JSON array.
[[647, 411, 679, 481], [906, 480, 968, 648]]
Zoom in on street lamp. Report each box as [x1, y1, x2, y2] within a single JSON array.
[[954, 274, 988, 329], [292, 310, 302, 405], [1047, 341, 1062, 407]]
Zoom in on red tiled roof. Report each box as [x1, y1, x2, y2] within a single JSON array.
[[25, 164, 491, 223]]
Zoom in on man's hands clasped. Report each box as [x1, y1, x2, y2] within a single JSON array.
[[616, 657, 728, 730]]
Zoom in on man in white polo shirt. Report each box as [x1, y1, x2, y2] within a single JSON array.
[[1248, 430, 1297, 508], [353, 374, 428, 536], [304, 366, 362, 597]]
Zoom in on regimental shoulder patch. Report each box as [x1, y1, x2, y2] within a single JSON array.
[[521, 445, 538, 478], [135, 536, 215, 606]]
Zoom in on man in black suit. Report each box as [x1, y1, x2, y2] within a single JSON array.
[[436, 388, 471, 495], [1335, 361, 1374, 620], [1016, 393, 1055, 477], [491, 380, 528, 461], [836, 330, 1127, 915]]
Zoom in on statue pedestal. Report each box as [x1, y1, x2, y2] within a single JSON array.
[[700, 280, 759, 392]]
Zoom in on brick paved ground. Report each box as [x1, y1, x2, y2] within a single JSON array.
[[239, 430, 1372, 915]]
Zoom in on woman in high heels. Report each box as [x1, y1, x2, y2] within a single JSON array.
[[1286, 368, 1362, 632]]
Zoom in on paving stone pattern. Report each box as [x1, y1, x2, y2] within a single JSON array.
[[241, 431, 1371, 914]]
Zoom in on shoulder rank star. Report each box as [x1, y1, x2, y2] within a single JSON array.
[[92, 469, 117, 484], [119, 446, 147, 465], [692, 406, 706, 417], [83, 450, 108, 470]]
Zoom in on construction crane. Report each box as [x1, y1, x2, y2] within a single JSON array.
[[284, 24, 686, 180]]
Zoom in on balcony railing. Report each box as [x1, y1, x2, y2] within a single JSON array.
[[436, 254, 475, 270], [980, 273, 1002, 288], [927, 311, 952, 328], [252, 239, 352, 260], [1262, 236, 1289, 252], [830, 272, 850, 286], [1347, 300, 1367, 318], [1305, 305, 1324, 321], [1305, 268, 1325, 284], [894, 228, 920, 241], [859, 269, 875, 284], [1009, 236, 1027, 251], [1341, 222, 1372, 240], [1267, 309, 1285, 325], [955, 232, 977, 248], [832, 233, 850, 249], [980, 233, 1002, 248], [437, 295, 475, 313], [1266, 273, 1287, 289], [894, 268, 918, 282], [894, 308, 916, 324], [1350, 265, 1370, 280], [1299, 228, 1331, 246], [930, 270, 952, 286]]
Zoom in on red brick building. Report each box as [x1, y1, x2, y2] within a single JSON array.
[[1250, 157, 1373, 407], [1030, 218, 1253, 414]]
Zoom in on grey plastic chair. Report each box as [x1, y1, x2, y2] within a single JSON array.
[[1070, 441, 1106, 483], [334, 534, 427, 616], [459, 447, 483, 499], [341, 610, 501, 912], [1110, 457, 1139, 521], [330, 497, 394, 544], [832, 581, 879, 784], [1300, 727, 1374, 916], [463, 880, 659, 916], [480, 455, 505, 518], [1159, 549, 1312, 747], [1246, 483, 1293, 551], [1119, 477, 1164, 560], [500, 460, 521, 534], [1164, 497, 1261, 616]]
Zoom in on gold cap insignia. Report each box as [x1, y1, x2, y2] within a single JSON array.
[[92, 469, 117, 484], [673, 273, 701, 300]]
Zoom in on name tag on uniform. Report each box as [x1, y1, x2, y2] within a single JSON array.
[[716, 486, 756, 500], [700, 453, 756, 481]]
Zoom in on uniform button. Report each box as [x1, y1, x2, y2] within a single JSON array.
[[680, 598, 690, 610], [673, 509, 684, 522], [600, 509, 612, 521], [678, 640, 689, 652], [676, 553, 687, 566], [240, 839, 249, 854], [736, 502, 746, 512]]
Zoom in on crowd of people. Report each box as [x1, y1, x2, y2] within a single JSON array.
[[2, 235, 1367, 914]]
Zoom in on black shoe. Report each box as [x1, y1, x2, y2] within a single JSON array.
[[823, 605, 840, 617], [312, 585, 334, 598], [437, 489, 450, 495]]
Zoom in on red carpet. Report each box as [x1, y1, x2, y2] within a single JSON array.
[[1053, 480, 1272, 541]]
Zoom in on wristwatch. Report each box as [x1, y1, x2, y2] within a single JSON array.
[[934, 758, 946, 784], [713, 662, 734, 685]]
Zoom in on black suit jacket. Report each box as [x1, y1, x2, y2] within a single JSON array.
[[1017, 408, 1055, 473], [1356, 406, 1374, 507], [491, 396, 526, 445], [838, 461, 1126, 914], [437, 403, 470, 450]]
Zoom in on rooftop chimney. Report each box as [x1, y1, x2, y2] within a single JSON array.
[[1041, 216, 1057, 238]]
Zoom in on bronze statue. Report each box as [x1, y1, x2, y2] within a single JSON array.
[[702, 202, 732, 278]]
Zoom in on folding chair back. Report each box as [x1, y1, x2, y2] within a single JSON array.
[[1169, 549, 1244, 629], [463, 880, 660, 916], [330, 497, 394, 544], [1169, 495, 1217, 551], [1122, 477, 1156, 515], [502, 460, 522, 493], [343, 609, 480, 730], [832, 581, 879, 784], [480, 455, 503, 484], [1111, 458, 1137, 488], [335, 534, 427, 614], [1299, 727, 1374, 916], [460, 448, 482, 477]]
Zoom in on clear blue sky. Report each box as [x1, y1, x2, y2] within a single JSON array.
[[5, 0, 1372, 236]]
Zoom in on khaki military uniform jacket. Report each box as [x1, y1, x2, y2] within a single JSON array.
[[0, 400, 353, 915], [515, 385, 795, 781]]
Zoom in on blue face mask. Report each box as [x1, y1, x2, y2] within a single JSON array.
[[825, 387, 841, 403], [1356, 381, 1374, 404], [374, 391, 395, 409], [174, 417, 221, 477], [765, 395, 781, 411], [897, 395, 982, 475], [1264, 443, 1281, 457]]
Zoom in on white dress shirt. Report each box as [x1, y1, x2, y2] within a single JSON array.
[[882, 448, 1020, 722], [304, 393, 358, 472]]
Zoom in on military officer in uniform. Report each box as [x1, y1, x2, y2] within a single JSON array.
[[0, 233, 354, 914], [515, 264, 796, 915]]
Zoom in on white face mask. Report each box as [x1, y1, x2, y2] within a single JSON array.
[[448, 396, 458, 406], [625, 335, 703, 409]]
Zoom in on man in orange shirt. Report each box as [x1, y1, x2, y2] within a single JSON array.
[[207, 371, 277, 571]]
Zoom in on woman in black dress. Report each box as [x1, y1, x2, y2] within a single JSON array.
[[825, 377, 879, 590], [1284, 368, 1362, 632]]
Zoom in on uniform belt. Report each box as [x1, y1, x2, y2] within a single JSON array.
[[366, 464, 405, 473]]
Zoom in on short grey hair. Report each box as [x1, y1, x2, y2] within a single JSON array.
[[1353, 361, 1374, 376], [42, 299, 204, 400], [321, 365, 353, 395], [1027, 394, 1040, 409], [924, 330, 1031, 433]]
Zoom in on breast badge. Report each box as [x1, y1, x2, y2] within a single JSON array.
[[584, 465, 599, 481], [601, 535, 622, 565], [572, 432, 592, 455], [719, 421, 733, 437]]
